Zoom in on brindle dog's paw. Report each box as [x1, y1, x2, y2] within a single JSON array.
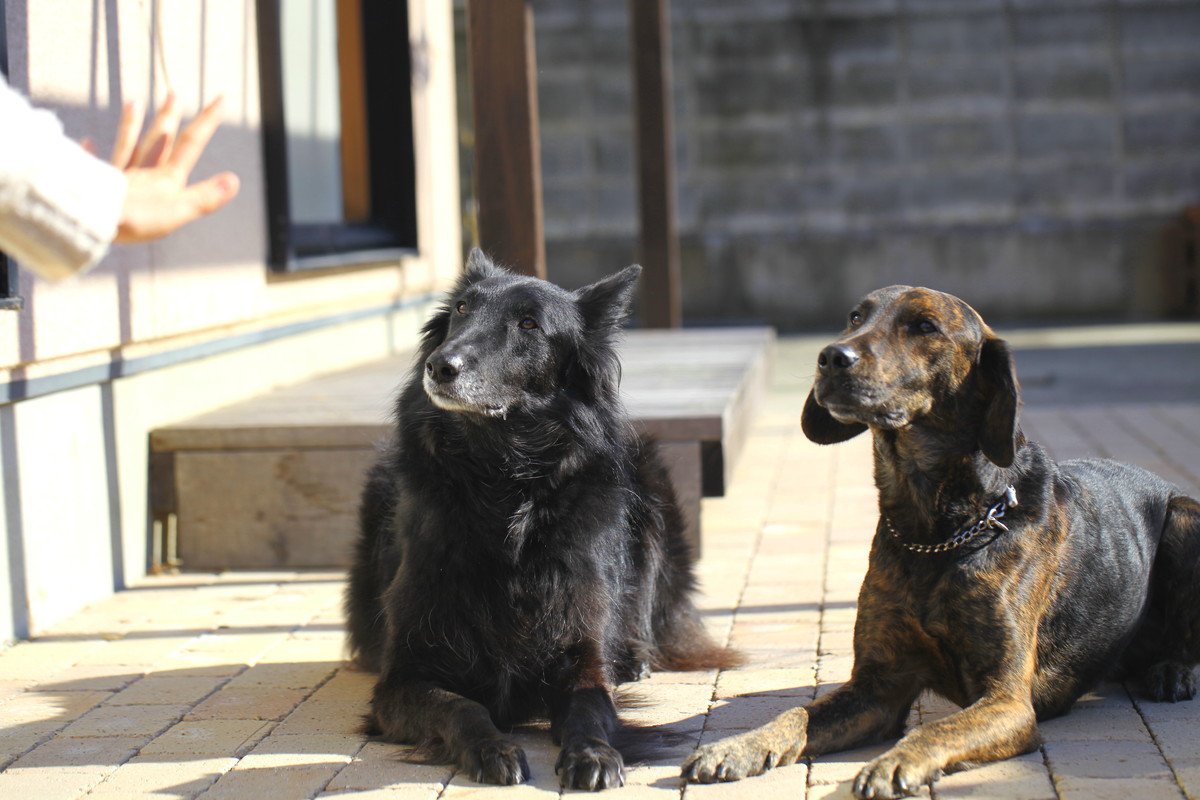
[[556, 739, 625, 791], [853, 751, 941, 799], [459, 738, 530, 785], [681, 735, 797, 783], [1141, 660, 1197, 703]]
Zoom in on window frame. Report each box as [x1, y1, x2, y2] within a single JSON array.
[[0, 0, 23, 310], [256, 0, 420, 274]]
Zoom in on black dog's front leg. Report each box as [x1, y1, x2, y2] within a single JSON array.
[[550, 647, 625, 791], [370, 676, 530, 785]]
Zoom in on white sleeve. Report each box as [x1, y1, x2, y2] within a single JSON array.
[[0, 75, 128, 281]]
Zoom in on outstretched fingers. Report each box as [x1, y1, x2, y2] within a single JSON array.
[[110, 100, 145, 168], [168, 95, 226, 179], [134, 91, 179, 168]]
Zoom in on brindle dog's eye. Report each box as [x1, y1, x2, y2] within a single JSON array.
[[915, 319, 938, 335], [518, 317, 539, 331], [848, 310, 863, 327], [455, 301, 468, 315]]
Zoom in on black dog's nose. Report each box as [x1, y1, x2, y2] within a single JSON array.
[[817, 344, 860, 373], [425, 354, 463, 384]]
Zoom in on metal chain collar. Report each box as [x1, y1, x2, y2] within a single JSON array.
[[885, 485, 1019, 555]]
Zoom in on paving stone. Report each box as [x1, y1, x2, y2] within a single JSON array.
[[1042, 739, 1173, 780], [1038, 702, 1152, 742], [0, 766, 111, 800], [935, 753, 1056, 798], [222, 661, 338, 689], [37, 664, 143, 692], [714, 668, 816, 699], [0, 722, 60, 768], [705, 695, 800, 730], [1053, 775, 1184, 799], [107, 674, 228, 706], [808, 742, 892, 786], [8, 734, 144, 768], [186, 686, 310, 721], [84, 755, 237, 799], [324, 753, 454, 792], [60, 703, 188, 738], [0, 689, 111, 726], [272, 699, 368, 735], [239, 733, 363, 767], [138, 719, 274, 757], [197, 763, 340, 799]]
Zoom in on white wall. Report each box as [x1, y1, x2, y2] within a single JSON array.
[[0, 0, 461, 642]]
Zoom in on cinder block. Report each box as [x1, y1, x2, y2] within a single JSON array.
[[831, 61, 900, 108], [1016, 111, 1117, 158], [907, 60, 1007, 108], [1122, 54, 1200, 99], [907, 14, 1006, 52], [907, 117, 1010, 162], [1013, 9, 1110, 50], [1123, 108, 1200, 155], [833, 121, 900, 164], [1014, 56, 1114, 103]]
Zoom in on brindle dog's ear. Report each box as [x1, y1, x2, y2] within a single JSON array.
[[977, 336, 1021, 467], [801, 390, 867, 444]]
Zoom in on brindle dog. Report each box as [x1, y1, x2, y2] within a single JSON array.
[[683, 285, 1200, 798]]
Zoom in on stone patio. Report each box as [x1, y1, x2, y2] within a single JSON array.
[[2, 330, 1199, 799]]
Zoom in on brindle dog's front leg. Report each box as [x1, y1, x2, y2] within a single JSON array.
[[682, 672, 918, 783], [370, 676, 530, 785], [853, 693, 1038, 799], [551, 643, 625, 791]]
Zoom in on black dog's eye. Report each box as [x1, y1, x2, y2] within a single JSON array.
[[848, 310, 863, 327], [518, 317, 539, 331], [914, 319, 938, 335], [455, 301, 468, 315]]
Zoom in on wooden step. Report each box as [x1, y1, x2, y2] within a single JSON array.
[[150, 327, 775, 569]]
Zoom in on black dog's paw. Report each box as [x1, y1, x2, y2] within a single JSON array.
[[459, 738, 530, 785], [853, 750, 941, 799], [1141, 660, 1198, 703], [556, 739, 625, 791]]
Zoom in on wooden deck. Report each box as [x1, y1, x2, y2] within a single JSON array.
[[150, 328, 775, 570]]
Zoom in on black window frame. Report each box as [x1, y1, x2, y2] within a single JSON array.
[[256, 0, 419, 273], [0, 0, 23, 310]]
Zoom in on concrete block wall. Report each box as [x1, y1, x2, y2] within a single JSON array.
[[457, 0, 1200, 327]]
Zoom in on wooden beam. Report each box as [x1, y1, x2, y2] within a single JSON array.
[[630, 0, 681, 328], [467, 0, 545, 278], [336, 0, 371, 223]]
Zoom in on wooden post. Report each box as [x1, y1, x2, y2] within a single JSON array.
[[467, 0, 546, 278], [630, 0, 682, 328]]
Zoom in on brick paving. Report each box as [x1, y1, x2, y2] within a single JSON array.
[[2, 335, 1199, 799]]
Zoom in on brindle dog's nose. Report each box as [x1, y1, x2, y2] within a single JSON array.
[[818, 344, 860, 374], [426, 353, 463, 384]]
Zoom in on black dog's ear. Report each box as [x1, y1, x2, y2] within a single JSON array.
[[977, 336, 1021, 467], [418, 307, 450, 358], [801, 390, 867, 444], [565, 265, 642, 403], [575, 264, 642, 331], [463, 247, 505, 283]]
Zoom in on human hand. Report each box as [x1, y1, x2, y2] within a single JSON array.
[[104, 93, 240, 244]]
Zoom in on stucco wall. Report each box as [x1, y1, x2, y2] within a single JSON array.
[[0, 0, 460, 642]]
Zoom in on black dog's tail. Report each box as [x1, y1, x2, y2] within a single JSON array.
[[654, 612, 745, 672]]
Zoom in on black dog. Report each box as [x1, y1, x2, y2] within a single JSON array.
[[684, 285, 1200, 798], [347, 250, 737, 790]]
